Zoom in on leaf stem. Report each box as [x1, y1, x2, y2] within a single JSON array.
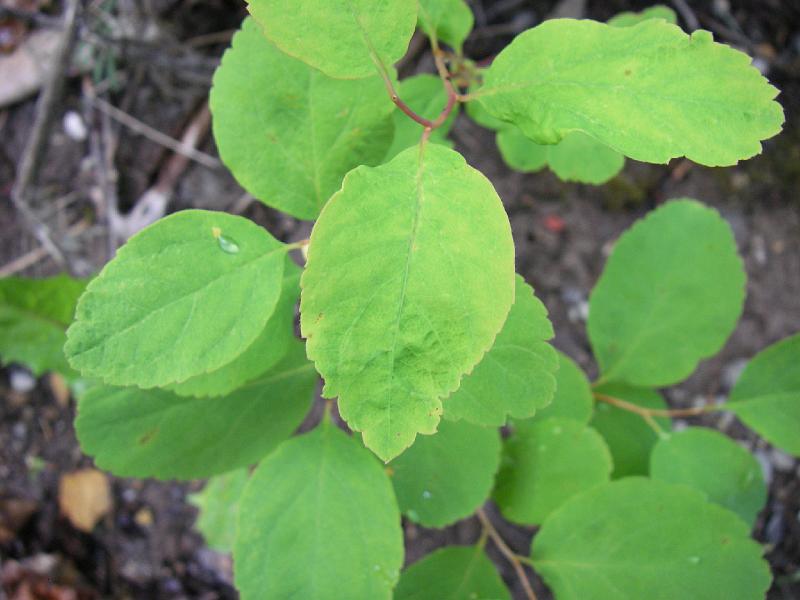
[[373, 55, 435, 129], [476, 507, 538, 600], [593, 392, 716, 418]]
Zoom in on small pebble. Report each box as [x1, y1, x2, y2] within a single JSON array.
[[63, 111, 88, 141], [9, 367, 36, 393]]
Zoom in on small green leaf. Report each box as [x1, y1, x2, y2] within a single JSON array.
[[189, 469, 249, 553], [533, 351, 593, 424], [727, 333, 800, 456], [384, 74, 456, 161], [65, 210, 288, 388], [417, 0, 474, 51], [532, 478, 771, 600], [444, 275, 557, 426], [496, 128, 624, 184], [247, 0, 417, 79], [589, 200, 745, 387], [235, 421, 403, 600], [389, 420, 500, 528], [168, 259, 300, 398], [495, 126, 548, 172], [75, 342, 316, 479], [211, 19, 395, 220], [591, 383, 670, 478], [493, 418, 612, 525], [301, 145, 515, 461], [0, 275, 85, 376], [395, 545, 510, 600], [479, 19, 783, 166], [608, 5, 677, 27], [651, 427, 767, 526]]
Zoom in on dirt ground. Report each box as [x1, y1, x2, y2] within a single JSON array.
[[1, 0, 799, 598]]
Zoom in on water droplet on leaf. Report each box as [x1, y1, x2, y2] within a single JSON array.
[[212, 226, 240, 254], [688, 556, 701, 565], [422, 490, 432, 500]]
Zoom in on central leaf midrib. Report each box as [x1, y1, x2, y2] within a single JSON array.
[[384, 150, 426, 442]]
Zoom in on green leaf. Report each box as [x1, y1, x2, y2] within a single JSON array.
[[608, 5, 677, 27], [168, 259, 300, 398], [443, 275, 557, 426], [395, 545, 510, 600], [479, 19, 784, 166], [532, 478, 772, 600], [234, 420, 403, 600], [301, 144, 515, 461], [496, 128, 624, 184], [75, 342, 316, 479], [65, 210, 288, 388], [651, 427, 766, 526], [211, 19, 395, 220], [533, 351, 593, 424], [247, 0, 417, 79], [417, 0, 474, 51], [589, 200, 745, 387], [727, 333, 800, 456], [591, 383, 670, 478], [188, 468, 249, 553], [385, 74, 455, 161], [493, 418, 612, 525], [388, 420, 500, 528], [0, 275, 85, 376]]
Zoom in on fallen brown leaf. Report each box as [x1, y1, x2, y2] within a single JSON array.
[[57, 469, 111, 533]]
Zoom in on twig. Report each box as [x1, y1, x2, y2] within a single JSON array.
[[87, 95, 220, 169], [594, 392, 714, 418], [670, 0, 699, 31], [111, 102, 213, 240], [0, 220, 90, 277], [10, 0, 80, 271], [476, 508, 537, 600]]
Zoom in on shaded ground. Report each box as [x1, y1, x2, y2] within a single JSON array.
[[1, 0, 799, 598]]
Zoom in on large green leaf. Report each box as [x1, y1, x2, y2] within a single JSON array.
[[651, 427, 766, 526], [247, 0, 417, 79], [532, 478, 771, 600], [0, 275, 85, 376], [589, 200, 745, 387], [608, 5, 677, 27], [234, 420, 403, 600], [75, 342, 316, 479], [211, 19, 395, 220], [444, 275, 557, 426], [533, 351, 593, 424], [479, 19, 783, 166], [395, 545, 510, 600], [727, 333, 800, 456], [65, 210, 288, 388], [493, 418, 612, 525], [188, 468, 249, 553], [301, 144, 515, 461], [417, 0, 473, 51], [591, 383, 670, 478], [389, 420, 500, 528], [168, 259, 300, 398], [496, 128, 624, 184], [385, 74, 455, 161]]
